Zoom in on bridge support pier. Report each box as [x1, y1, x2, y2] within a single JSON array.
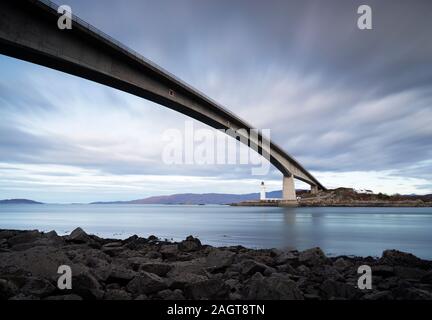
[[282, 175, 297, 201], [311, 185, 319, 195]]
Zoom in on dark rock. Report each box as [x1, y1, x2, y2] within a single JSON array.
[[421, 270, 432, 284], [0, 246, 78, 281], [377, 277, 399, 290], [333, 258, 352, 271], [160, 244, 179, 260], [245, 273, 303, 300], [296, 265, 311, 275], [145, 251, 162, 259], [123, 237, 149, 250], [157, 289, 185, 300], [9, 293, 40, 300], [276, 263, 297, 274], [107, 264, 137, 283], [185, 279, 229, 299], [178, 236, 202, 252], [299, 247, 328, 266], [8, 230, 41, 247], [320, 279, 359, 299], [21, 277, 56, 297], [397, 287, 432, 300], [240, 259, 268, 276], [140, 262, 172, 276], [0, 279, 18, 299], [372, 265, 395, 277], [0, 230, 20, 240], [103, 289, 132, 300], [101, 246, 124, 257], [393, 266, 427, 279], [127, 272, 168, 294], [380, 250, 429, 269], [148, 235, 158, 241], [225, 279, 242, 296], [72, 273, 103, 300], [312, 265, 343, 281], [206, 249, 235, 270], [363, 290, 393, 300], [103, 242, 123, 248], [275, 251, 298, 265], [67, 228, 92, 243]]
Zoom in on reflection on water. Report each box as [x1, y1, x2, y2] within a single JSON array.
[[0, 204, 431, 258]]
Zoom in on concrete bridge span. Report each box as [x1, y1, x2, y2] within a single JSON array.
[[0, 0, 326, 200]]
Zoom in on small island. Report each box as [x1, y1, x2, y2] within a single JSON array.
[[231, 188, 432, 207], [0, 199, 44, 205]]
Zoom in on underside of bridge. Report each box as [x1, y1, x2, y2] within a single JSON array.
[[0, 0, 326, 200]]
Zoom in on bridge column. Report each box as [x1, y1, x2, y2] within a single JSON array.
[[282, 175, 296, 201], [311, 185, 319, 195]]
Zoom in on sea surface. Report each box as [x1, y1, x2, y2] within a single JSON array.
[[1, 204, 431, 259]]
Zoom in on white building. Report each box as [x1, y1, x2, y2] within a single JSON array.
[[260, 181, 266, 200]]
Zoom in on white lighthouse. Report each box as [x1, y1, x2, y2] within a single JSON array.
[[260, 181, 266, 200]]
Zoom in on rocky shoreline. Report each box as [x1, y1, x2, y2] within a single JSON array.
[[1, 228, 432, 300]]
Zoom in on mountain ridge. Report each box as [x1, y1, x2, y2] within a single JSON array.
[[0, 199, 44, 205], [90, 190, 286, 205]]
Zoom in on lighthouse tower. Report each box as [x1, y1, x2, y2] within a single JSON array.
[[260, 181, 266, 200]]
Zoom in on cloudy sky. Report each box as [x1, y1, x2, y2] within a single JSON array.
[[1, 0, 432, 203]]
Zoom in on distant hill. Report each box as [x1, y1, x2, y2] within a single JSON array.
[[0, 199, 44, 205], [91, 190, 287, 205]]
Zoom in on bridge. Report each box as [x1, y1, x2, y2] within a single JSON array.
[[0, 0, 326, 201]]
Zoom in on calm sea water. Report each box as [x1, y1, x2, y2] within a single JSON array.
[[0, 204, 431, 259]]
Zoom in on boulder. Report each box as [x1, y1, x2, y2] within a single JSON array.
[[0, 279, 18, 299], [8, 230, 42, 247], [0, 246, 81, 281], [245, 273, 303, 300], [206, 249, 235, 269], [380, 250, 429, 269], [156, 289, 185, 300], [371, 265, 395, 277], [160, 244, 179, 260], [178, 236, 202, 252], [103, 289, 132, 300], [185, 279, 229, 299], [127, 272, 168, 294], [0, 230, 20, 240], [72, 273, 104, 300], [298, 247, 328, 266], [320, 279, 359, 299], [421, 270, 432, 284], [333, 258, 352, 271], [20, 277, 56, 297], [393, 266, 427, 279], [240, 259, 269, 276], [275, 251, 298, 265], [67, 228, 93, 243], [140, 262, 172, 276], [107, 264, 137, 283], [167, 272, 208, 289], [363, 290, 393, 300]]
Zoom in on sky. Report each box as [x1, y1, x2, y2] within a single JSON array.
[[1, 0, 432, 203]]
